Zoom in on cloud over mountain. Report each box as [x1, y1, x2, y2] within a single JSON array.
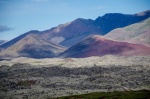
[[0, 25, 14, 32]]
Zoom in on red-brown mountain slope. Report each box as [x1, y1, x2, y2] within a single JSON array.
[[59, 35, 150, 58]]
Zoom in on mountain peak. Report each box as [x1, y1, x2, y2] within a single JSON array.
[[135, 10, 150, 16]]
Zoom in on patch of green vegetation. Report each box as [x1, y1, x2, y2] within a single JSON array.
[[50, 90, 150, 99]]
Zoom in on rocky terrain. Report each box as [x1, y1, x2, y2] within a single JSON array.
[[0, 55, 150, 99]]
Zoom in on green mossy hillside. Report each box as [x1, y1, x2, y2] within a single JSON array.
[[51, 90, 150, 99]]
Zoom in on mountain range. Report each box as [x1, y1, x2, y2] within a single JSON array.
[[0, 10, 150, 58], [40, 10, 150, 47]]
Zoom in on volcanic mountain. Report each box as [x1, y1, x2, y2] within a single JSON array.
[[0, 33, 66, 58], [40, 18, 102, 47], [59, 35, 150, 58], [40, 10, 150, 47], [105, 17, 150, 46]]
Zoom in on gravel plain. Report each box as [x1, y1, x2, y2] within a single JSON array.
[[0, 55, 150, 99]]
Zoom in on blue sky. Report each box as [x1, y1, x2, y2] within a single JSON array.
[[0, 0, 150, 40]]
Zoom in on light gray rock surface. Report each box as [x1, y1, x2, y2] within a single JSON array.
[[0, 55, 150, 99]]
